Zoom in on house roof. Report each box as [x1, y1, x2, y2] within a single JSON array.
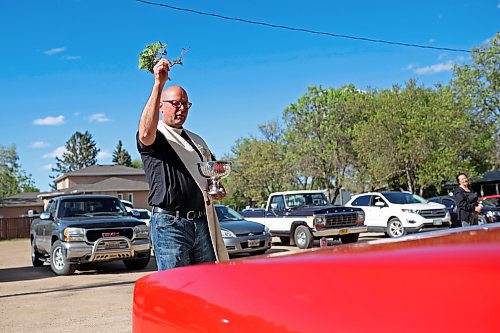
[[54, 164, 144, 182], [0, 192, 45, 207], [70, 177, 149, 192], [477, 171, 500, 183]]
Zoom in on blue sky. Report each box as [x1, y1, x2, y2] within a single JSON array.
[[0, 0, 498, 191]]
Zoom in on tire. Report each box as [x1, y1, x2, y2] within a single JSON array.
[[340, 233, 359, 244], [386, 218, 406, 238], [123, 252, 151, 270], [50, 240, 76, 276], [31, 239, 44, 267], [279, 237, 291, 246], [294, 225, 313, 249]]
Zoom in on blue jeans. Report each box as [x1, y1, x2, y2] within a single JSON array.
[[150, 212, 216, 270]]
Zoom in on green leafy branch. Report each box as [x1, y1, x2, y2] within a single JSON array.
[[138, 41, 190, 74]]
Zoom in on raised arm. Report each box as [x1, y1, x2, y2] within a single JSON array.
[[138, 59, 171, 146]]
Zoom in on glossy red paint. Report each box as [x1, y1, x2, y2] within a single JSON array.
[[133, 225, 500, 333]]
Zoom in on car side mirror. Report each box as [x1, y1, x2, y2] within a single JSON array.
[[374, 201, 385, 207], [130, 209, 141, 218], [40, 212, 53, 220]]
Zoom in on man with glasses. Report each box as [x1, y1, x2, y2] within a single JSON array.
[[137, 58, 228, 270]]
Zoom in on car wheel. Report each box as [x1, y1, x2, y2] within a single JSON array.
[[478, 215, 487, 225], [31, 238, 44, 267], [123, 252, 151, 270], [294, 225, 313, 249], [279, 237, 290, 246], [50, 240, 76, 276], [340, 233, 359, 244], [386, 218, 406, 238]]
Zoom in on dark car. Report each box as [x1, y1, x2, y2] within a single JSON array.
[[30, 195, 151, 275], [215, 204, 272, 256], [427, 195, 500, 226]]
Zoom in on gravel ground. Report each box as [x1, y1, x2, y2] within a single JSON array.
[[0, 235, 380, 332]]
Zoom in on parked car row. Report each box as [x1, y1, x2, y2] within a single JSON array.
[[428, 195, 500, 226]]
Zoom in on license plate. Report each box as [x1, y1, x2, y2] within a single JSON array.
[[433, 219, 442, 226], [248, 239, 260, 247], [105, 241, 121, 249], [339, 228, 349, 235]]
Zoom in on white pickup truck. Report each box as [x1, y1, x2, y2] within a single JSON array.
[[240, 190, 367, 249]]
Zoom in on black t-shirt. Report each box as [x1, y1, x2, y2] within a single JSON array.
[[136, 130, 205, 211]]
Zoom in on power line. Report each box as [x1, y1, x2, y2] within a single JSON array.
[[135, 0, 478, 54]]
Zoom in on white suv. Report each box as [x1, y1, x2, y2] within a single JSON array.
[[346, 191, 451, 238]]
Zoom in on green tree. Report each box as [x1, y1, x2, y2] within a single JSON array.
[[283, 85, 363, 201], [131, 159, 144, 169], [353, 80, 486, 195], [223, 121, 289, 208], [51, 131, 100, 183], [0, 144, 39, 200], [451, 33, 499, 169], [112, 140, 132, 167]]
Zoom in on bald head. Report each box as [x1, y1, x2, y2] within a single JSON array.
[[161, 85, 188, 100], [159, 86, 190, 128]]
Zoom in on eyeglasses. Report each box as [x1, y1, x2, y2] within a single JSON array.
[[163, 100, 193, 109]]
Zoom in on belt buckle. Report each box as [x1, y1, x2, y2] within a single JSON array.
[[186, 211, 196, 220]]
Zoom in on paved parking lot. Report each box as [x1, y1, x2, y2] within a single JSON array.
[[0, 234, 382, 333]]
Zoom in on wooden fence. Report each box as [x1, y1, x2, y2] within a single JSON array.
[[0, 217, 34, 240]]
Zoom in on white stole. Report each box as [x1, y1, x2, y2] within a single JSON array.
[[157, 121, 229, 262]]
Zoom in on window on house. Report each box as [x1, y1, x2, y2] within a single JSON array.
[[117, 193, 123, 200], [127, 193, 133, 204]]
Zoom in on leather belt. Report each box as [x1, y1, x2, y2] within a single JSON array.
[[153, 207, 206, 220]]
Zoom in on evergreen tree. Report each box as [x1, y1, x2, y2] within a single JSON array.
[[51, 131, 100, 186], [112, 140, 132, 167]]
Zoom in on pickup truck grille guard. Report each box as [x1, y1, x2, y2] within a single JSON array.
[[89, 236, 134, 262], [323, 212, 358, 227]]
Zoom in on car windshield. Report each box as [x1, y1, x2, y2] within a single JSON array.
[[215, 206, 244, 222], [285, 193, 329, 207], [382, 192, 428, 204], [137, 211, 151, 219], [59, 197, 128, 218]]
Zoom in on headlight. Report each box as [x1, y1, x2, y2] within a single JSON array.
[[134, 224, 149, 239], [264, 226, 270, 234], [356, 211, 365, 225], [313, 215, 326, 228], [64, 227, 85, 242], [221, 228, 236, 238], [402, 208, 419, 214]]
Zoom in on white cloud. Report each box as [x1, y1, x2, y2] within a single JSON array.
[[429, 38, 436, 44], [414, 60, 454, 75], [97, 150, 112, 161], [404, 63, 415, 70], [64, 55, 81, 60], [33, 115, 65, 126], [44, 47, 66, 55], [41, 163, 55, 171], [88, 113, 111, 123], [30, 141, 50, 148], [43, 146, 66, 159]]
